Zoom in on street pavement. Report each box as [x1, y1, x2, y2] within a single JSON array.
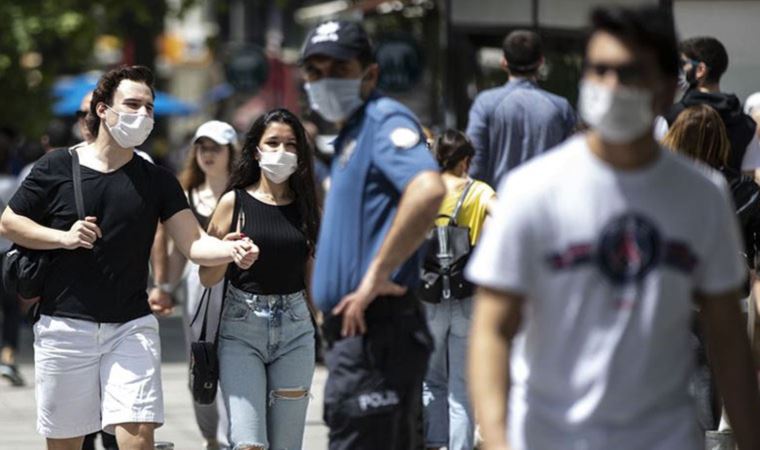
[[0, 315, 329, 449]]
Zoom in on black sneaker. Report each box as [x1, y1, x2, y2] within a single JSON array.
[[0, 363, 25, 387]]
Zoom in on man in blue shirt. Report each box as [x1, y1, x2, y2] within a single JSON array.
[[466, 30, 576, 187], [300, 20, 445, 450]]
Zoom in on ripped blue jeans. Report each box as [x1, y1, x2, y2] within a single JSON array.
[[219, 285, 315, 449]]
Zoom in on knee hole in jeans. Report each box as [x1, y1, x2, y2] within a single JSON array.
[[236, 445, 265, 450], [268, 387, 309, 406]]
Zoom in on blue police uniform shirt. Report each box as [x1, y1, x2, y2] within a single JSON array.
[[312, 93, 439, 313]]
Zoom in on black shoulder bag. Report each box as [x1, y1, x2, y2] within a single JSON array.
[[2, 148, 85, 319], [418, 180, 475, 304], [189, 189, 242, 404]]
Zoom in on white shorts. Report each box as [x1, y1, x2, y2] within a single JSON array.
[[34, 314, 164, 438]]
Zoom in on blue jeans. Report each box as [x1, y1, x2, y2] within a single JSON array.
[[422, 297, 474, 450], [219, 286, 315, 450]]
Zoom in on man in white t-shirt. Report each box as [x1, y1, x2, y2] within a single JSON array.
[[466, 5, 760, 450]]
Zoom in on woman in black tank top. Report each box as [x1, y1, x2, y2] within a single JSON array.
[[167, 120, 237, 449], [199, 109, 320, 449]]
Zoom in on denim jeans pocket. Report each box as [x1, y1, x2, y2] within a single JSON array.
[[287, 298, 310, 322], [458, 297, 474, 320], [423, 301, 437, 322], [222, 300, 249, 322]]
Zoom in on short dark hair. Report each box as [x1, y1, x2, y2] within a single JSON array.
[[680, 36, 728, 84], [502, 30, 543, 76], [86, 65, 155, 138], [433, 129, 475, 172], [589, 5, 679, 79], [43, 119, 70, 148]]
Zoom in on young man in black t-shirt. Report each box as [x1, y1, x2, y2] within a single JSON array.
[[0, 66, 258, 450]]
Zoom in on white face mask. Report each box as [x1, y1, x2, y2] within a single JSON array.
[[578, 80, 654, 144], [304, 78, 363, 123], [105, 106, 154, 149], [258, 149, 298, 184]]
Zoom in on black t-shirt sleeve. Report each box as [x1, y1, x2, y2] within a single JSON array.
[[8, 153, 59, 222], [156, 166, 189, 222]]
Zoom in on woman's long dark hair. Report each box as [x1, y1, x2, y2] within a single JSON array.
[[228, 108, 320, 256]]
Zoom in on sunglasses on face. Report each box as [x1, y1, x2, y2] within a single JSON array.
[[75, 110, 88, 120], [195, 143, 224, 154], [582, 61, 645, 85]]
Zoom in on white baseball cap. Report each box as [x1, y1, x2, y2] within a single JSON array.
[[193, 120, 238, 147]]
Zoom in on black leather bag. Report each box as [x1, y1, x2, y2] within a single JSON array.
[[189, 190, 241, 404], [1, 147, 84, 312], [190, 288, 222, 405], [418, 180, 476, 303]]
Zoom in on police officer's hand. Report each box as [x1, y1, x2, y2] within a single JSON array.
[[332, 276, 407, 337], [61, 216, 102, 250]]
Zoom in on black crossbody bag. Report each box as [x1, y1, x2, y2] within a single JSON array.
[[189, 190, 242, 404], [2, 147, 85, 320]]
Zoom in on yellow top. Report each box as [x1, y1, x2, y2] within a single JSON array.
[[435, 179, 495, 245]]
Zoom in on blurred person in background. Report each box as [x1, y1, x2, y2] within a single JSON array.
[[422, 129, 495, 450], [663, 103, 760, 434], [166, 120, 238, 450], [662, 36, 760, 182], [466, 6, 760, 450], [466, 30, 576, 188], [0, 126, 24, 387], [199, 109, 319, 450], [745, 92, 760, 141], [1, 119, 68, 388]]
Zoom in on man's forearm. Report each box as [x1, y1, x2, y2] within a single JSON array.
[[0, 209, 65, 250], [470, 324, 510, 447], [187, 233, 234, 267], [470, 287, 521, 449], [151, 223, 169, 284], [700, 294, 760, 449], [368, 171, 444, 279]]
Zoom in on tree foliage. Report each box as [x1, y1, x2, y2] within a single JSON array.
[[0, 0, 197, 138]]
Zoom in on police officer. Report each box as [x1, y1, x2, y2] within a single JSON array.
[[300, 20, 446, 449]]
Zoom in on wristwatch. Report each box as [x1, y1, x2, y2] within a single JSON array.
[[156, 283, 175, 294]]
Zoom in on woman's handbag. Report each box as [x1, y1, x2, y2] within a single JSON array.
[[1, 147, 85, 317], [188, 190, 241, 405], [189, 286, 224, 405]]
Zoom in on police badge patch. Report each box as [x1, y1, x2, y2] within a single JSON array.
[[390, 128, 420, 149]]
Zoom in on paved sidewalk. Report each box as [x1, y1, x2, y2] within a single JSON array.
[[0, 316, 329, 449]]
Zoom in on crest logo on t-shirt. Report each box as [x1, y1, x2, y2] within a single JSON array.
[[597, 213, 660, 285], [546, 212, 699, 285]]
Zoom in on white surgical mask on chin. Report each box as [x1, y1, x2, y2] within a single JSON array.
[[258, 149, 298, 184], [578, 80, 654, 144], [105, 106, 154, 149], [304, 78, 364, 123]]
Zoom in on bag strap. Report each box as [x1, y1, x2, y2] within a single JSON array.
[[69, 147, 85, 220], [213, 189, 243, 345], [449, 180, 475, 226], [191, 189, 242, 343]]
